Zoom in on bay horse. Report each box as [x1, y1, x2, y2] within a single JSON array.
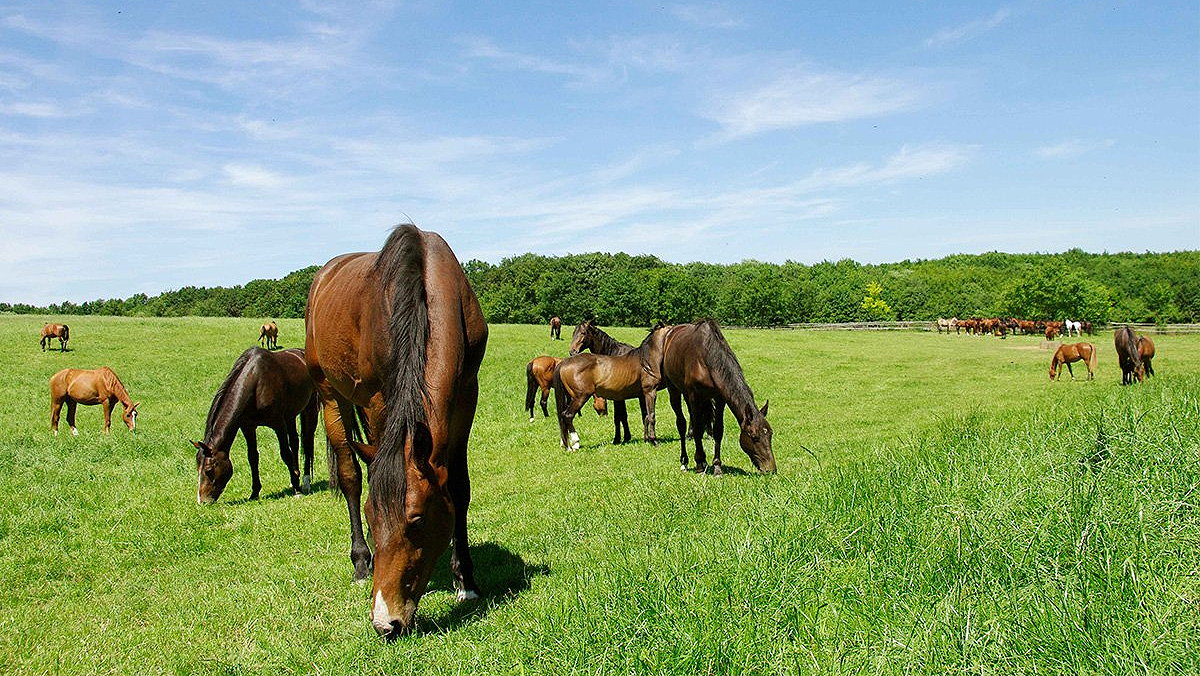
[[40, 323, 70, 352], [193, 347, 318, 504], [553, 324, 673, 450], [1137, 335, 1155, 378], [1049, 342, 1097, 381], [259, 321, 279, 350], [662, 320, 776, 474], [305, 224, 487, 639], [550, 316, 562, 340], [50, 367, 139, 435], [525, 356, 605, 421], [1114, 326, 1143, 385], [568, 320, 642, 443]]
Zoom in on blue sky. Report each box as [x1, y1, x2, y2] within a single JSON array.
[[1, 1, 1196, 305]]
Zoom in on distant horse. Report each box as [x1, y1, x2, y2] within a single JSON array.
[[1137, 335, 1156, 378], [1081, 320, 1094, 336], [193, 347, 318, 504], [50, 367, 140, 435], [553, 324, 673, 450], [259, 321, 279, 350], [1114, 326, 1143, 385], [40, 323, 70, 352], [525, 356, 606, 421], [549, 316, 562, 340], [305, 224, 487, 639], [662, 320, 776, 475], [1049, 342, 1097, 381], [936, 317, 958, 334], [1064, 319, 1081, 337]]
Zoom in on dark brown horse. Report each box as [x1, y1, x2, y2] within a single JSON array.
[[193, 347, 318, 504], [550, 316, 562, 340], [568, 320, 644, 443], [1138, 335, 1156, 378], [1049, 342, 1097, 381], [305, 224, 487, 639], [553, 324, 672, 450], [525, 356, 605, 421], [662, 320, 776, 474], [50, 367, 139, 435], [259, 321, 279, 350], [40, 323, 70, 352], [1114, 326, 1143, 385]]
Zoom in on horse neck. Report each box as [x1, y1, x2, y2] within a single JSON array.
[[699, 332, 758, 425], [102, 370, 134, 408], [591, 328, 633, 356], [204, 370, 256, 452]]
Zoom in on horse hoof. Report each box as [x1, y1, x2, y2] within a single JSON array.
[[680, 464, 688, 471], [71, 428, 79, 437], [712, 465, 724, 476], [529, 417, 535, 423], [456, 589, 480, 602]]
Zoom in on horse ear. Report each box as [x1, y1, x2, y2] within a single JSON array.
[[759, 400, 769, 417], [193, 441, 214, 458], [131, 401, 141, 411]]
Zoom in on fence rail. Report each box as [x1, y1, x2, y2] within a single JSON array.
[[1108, 322, 1200, 334], [774, 321, 1200, 334]]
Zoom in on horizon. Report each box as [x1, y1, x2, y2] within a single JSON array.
[[2, 2, 1197, 305]]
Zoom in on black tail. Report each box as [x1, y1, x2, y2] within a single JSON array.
[[368, 225, 429, 518], [525, 361, 537, 417]]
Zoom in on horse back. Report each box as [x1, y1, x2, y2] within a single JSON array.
[[661, 325, 715, 393], [305, 252, 390, 405], [246, 348, 315, 419]]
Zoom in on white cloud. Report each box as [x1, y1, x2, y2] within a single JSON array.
[[925, 9, 1011, 48], [671, 4, 746, 29], [1035, 138, 1115, 159], [0, 101, 71, 117], [222, 164, 286, 189]]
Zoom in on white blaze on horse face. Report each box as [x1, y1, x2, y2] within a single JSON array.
[[371, 590, 391, 633]]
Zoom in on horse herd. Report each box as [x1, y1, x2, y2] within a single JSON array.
[[34, 226, 1161, 640], [937, 316, 1094, 339]]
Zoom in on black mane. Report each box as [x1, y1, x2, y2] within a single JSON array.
[[696, 320, 758, 419]]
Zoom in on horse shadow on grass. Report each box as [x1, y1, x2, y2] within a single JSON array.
[[420, 541, 549, 634], [225, 479, 332, 505]]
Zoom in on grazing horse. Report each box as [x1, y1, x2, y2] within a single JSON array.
[[193, 347, 318, 504], [259, 321, 279, 350], [50, 367, 140, 435], [1114, 326, 1143, 385], [305, 224, 487, 639], [40, 323, 70, 352], [553, 324, 672, 450], [568, 320, 644, 443], [1049, 342, 1098, 381], [936, 317, 958, 334], [1137, 335, 1156, 378], [525, 356, 606, 421], [662, 320, 776, 475], [549, 316, 562, 340]]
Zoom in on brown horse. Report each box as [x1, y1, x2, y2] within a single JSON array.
[[305, 224, 487, 639], [193, 347, 318, 504], [1138, 335, 1156, 378], [40, 323, 70, 352], [1049, 342, 1097, 381], [525, 356, 605, 421], [259, 321, 279, 350], [550, 316, 562, 340], [553, 324, 673, 450], [662, 320, 776, 474], [1114, 326, 1143, 385], [568, 320, 646, 443], [50, 367, 140, 435]]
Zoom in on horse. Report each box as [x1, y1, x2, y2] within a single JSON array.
[[193, 347, 319, 504], [525, 356, 605, 421], [40, 323, 70, 352], [568, 319, 642, 443], [936, 317, 958, 334], [1064, 319, 1081, 337], [1114, 326, 1143, 385], [259, 321, 279, 350], [1049, 342, 1097, 381], [553, 324, 673, 450], [1137, 335, 1156, 378], [549, 316, 562, 340], [661, 320, 776, 475], [305, 224, 487, 639], [50, 367, 140, 435]]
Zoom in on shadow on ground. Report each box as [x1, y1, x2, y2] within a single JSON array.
[[421, 541, 549, 634]]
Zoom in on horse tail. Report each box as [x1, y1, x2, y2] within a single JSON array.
[[61, 325, 69, 346], [525, 361, 537, 417], [1088, 344, 1099, 374], [370, 224, 429, 518]]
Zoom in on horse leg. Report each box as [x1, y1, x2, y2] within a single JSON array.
[[279, 419, 302, 496], [300, 395, 318, 492], [641, 389, 658, 446], [686, 395, 710, 473], [66, 401, 78, 436], [318, 388, 372, 581], [50, 397, 63, 435], [612, 400, 627, 445], [244, 425, 262, 499], [669, 387, 687, 470], [539, 383, 551, 418], [101, 398, 113, 434], [1066, 362, 1074, 379], [711, 399, 726, 476], [447, 377, 482, 602]]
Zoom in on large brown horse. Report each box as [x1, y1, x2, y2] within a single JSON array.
[[259, 321, 279, 350], [553, 324, 672, 450], [305, 225, 487, 639], [40, 323, 70, 352], [50, 367, 139, 435], [524, 356, 605, 421], [1114, 326, 1143, 385], [193, 347, 318, 504], [1049, 342, 1097, 381], [568, 320, 644, 443], [1138, 335, 1156, 378], [662, 320, 776, 474], [549, 316, 562, 340]]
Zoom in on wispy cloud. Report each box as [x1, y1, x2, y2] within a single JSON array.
[[671, 3, 745, 29], [1035, 138, 1116, 159], [925, 8, 1011, 48]]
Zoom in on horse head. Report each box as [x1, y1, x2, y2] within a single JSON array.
[[193, 440, 233, 504], [123, 401, 140, 431], [739, 400, 776, 473], [568, 320, 595, 356]]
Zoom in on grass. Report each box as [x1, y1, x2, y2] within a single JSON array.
[[0, 315, 1197, 674]]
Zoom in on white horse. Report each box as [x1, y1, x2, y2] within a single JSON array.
[[936, 317, 958, 334], [1064, 319, 1082, 337]]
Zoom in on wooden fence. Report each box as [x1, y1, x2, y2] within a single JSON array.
[[774, 321, 1200, 334]]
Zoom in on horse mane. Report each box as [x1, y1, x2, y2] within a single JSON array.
[[370, 224, 430, 518], [205, 349, 256, 435], [1115, 326, 1142, 368], [100, 367, 132, 406], [695, 320, 757, 418], [590, 323, 634, 355]]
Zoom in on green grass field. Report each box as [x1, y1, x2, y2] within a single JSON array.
[[1, 315, 1197, 675]]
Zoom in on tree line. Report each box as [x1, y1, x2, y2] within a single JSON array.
[[4, 249, 1197, 327]]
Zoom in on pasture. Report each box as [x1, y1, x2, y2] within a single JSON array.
[[1, 315, 1197, 674]]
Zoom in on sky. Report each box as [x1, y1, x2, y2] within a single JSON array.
[[1, 0, 1197, 305]]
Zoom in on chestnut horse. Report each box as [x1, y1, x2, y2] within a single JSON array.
[[40, 323, 70, 352], [1138, 335, 1156, 378], [193, 347, 318, 504], [259, 321, 279, 350], [1114, 326, 1143, 385], [1049, 342, 1097, 381], [305, 225, 487, 639], [662, 320, 776, 474], [549, 316, 562, 340], [553, 324, 673, 450], [50, 367, 139, 435], [525, 356, 605, 421]]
